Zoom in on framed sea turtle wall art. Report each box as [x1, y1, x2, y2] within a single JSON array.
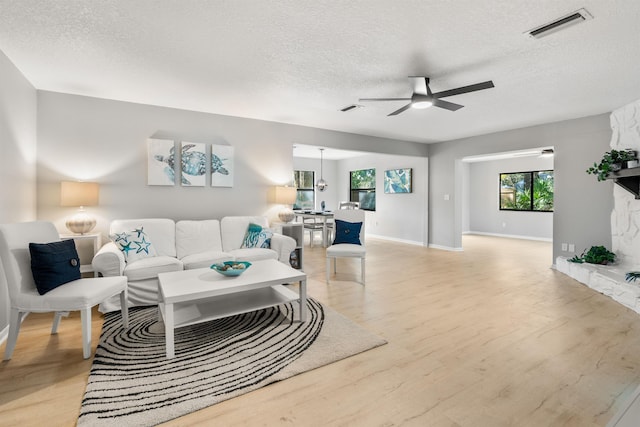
[[180, 142, 206, 187], [211, 144, 233, 187], [148, 138, 177, 185]]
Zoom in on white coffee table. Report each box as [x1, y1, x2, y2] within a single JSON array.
[[157, 259, 307, 358]]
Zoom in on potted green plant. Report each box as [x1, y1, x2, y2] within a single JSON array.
[[586, 149, 637, 181], [568, 245, 616, 265]]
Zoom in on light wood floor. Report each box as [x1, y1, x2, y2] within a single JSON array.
[[2, 235, 640, 426]]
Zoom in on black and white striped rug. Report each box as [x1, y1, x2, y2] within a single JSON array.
[[78, 298, 386, 427]]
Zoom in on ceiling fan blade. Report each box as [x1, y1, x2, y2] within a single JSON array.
[[432, 80, 495, 99], [433, 98, 464, 111], [340, 105, 358, 112], [388, 103, 413, 116], [408, 76, 429, 95], [359, 97, 411, 102]]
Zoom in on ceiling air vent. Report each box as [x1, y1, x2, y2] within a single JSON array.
[[526, 8, 593, 39]]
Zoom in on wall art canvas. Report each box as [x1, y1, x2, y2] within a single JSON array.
[[147, 139, 176, 186], [180, 142, 206, 187], [211, 144, 234, 187], [384, 168, 412, 193]]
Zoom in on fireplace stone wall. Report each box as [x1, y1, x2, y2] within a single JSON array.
[[610, 99, 640, 268], [556, 98, 640, 314]]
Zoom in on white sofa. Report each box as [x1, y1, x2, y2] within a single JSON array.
[[93, 216, 296, 312]]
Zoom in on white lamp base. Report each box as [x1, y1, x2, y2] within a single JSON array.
[[66, 211, 96, 234], [278, 207, 295, 223]]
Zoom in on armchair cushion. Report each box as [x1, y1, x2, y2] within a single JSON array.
[[332, 220, 362, 245], [29, 239, 81, 295]]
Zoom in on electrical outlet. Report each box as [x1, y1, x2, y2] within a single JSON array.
[[561, 243, 568, 251], [502, 222, 506, 228], [568, 243, 575, 252], [444, 194, 450, 201]]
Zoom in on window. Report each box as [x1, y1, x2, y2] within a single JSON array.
[[293, 170, 314, 210], [350, 168, 376, 211], [500, 170, 554, 212]]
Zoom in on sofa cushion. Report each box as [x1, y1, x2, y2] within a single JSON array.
[[123, 255, 183, 281], [241, 223, 273, 249], [221, 216, 269, 251], [110, 227, 158, 263], [176, 219, 224, 259], [110, 219, 177, 257], [181, 250, 233, 270], [228, 248, 278, 262]]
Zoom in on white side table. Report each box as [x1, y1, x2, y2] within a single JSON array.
[[272, 222, 304, 271], [59, 232, 102, 274]]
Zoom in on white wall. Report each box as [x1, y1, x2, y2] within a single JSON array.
[[292, 157, 339, 211], [35, 91, 428, 240], [337, 153, 428, 245], [428, 114, 613, 263], [466, 155, 554, 241], [0, 50, 37, 335]]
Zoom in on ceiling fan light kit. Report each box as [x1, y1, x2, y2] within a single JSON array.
[[357, 76, 494, 116]]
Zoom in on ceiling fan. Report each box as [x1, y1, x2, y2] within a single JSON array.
[[356, 76, 494, 116]]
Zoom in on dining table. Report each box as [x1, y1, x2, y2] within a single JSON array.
[[294, 210, 334, 247]]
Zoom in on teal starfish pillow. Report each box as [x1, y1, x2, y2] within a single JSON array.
[[110, 226, 157, 263]]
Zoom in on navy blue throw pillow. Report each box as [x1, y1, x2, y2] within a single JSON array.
[[333, 220, 362, 245], [29, 239, 81, 295]]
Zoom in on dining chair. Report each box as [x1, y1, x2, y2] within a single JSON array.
[[326, 209, 365, 284], [0, 221, 128, 360], [339, 201, 360, 209], [303, 217, 324, 247]]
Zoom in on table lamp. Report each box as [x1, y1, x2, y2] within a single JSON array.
[[274, 186, 297, 223], [60, 181, 99, 234]]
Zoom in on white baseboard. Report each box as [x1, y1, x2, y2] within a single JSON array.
[[428, 244, 463, 252], [366, 234, 424, 246], [466, 231, 552, 242]]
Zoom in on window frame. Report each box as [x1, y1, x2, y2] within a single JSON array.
[[293, 170, 315, 210], [349, 168, 376, 211], [499, 170, 554, 212]]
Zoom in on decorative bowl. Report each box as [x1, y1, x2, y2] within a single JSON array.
[[211, 261, 252, 277]]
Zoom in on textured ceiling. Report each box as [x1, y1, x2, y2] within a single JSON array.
[[1, 1, 639, 144]]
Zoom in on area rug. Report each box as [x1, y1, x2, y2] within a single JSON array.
[[78, 298, 386, 426]]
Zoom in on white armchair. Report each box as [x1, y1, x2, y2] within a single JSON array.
[[326, 209, 366, 284], [0, 221, 128, 360]]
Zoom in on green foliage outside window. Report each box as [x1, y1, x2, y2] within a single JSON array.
[[500, 170, 553, 212], [350, 168, 376, 211], [293, 170, 314, 210]]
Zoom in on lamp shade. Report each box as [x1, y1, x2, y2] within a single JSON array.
[[272, 186, 297, 223], [273, 186, 297, 205], [60, 181, 99, 207]]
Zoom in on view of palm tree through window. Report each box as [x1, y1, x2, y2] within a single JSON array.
[[350, 168, 376, 211], [500, 170, 554, 211]]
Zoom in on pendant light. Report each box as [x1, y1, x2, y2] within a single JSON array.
[[316, 148, 327, 192]]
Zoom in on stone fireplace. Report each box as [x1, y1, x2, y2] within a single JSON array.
[[556, 98, 640, 314], [611, 99, 640, 267]]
